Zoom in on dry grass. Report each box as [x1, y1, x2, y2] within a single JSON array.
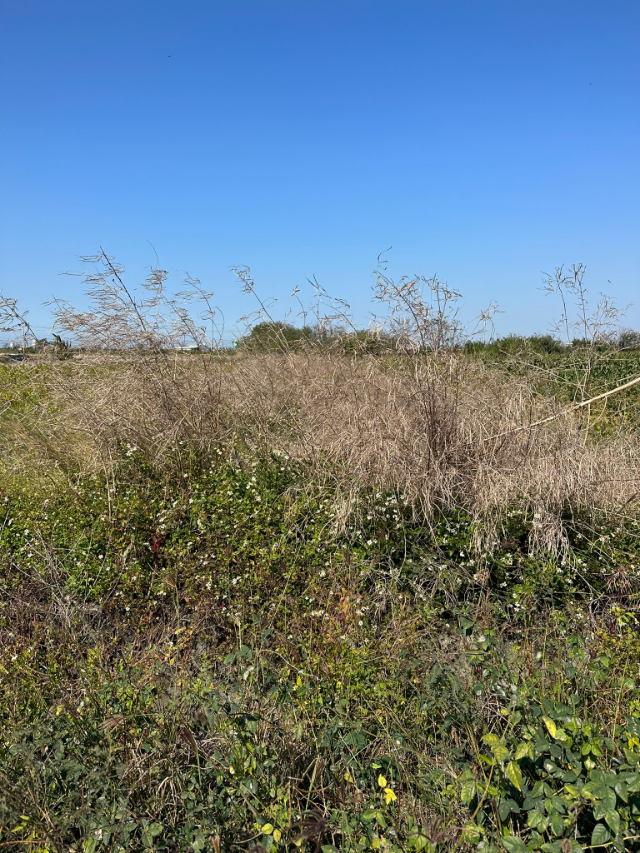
[[5, 347, 638, 552], [2, 251, 637, 552]]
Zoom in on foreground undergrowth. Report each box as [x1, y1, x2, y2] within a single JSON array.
[[1, 445, 640, 852]]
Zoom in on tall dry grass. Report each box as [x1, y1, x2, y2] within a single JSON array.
[[2, 250, 638, 551], [3, 347, 636, 553]]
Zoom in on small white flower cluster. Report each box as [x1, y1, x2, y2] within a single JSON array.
[[310, 610, 328, 619]]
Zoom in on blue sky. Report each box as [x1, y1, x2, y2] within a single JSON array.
[[1, 0, 639, 339]]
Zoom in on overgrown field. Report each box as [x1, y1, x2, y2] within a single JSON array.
[[2, 343, 640, 853], [3, 261, 640, 851]]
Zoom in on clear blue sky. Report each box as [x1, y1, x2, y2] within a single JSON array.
[[1, 0, 639, 339]]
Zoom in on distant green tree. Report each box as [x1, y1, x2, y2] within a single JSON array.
[[618, 328, 640, 350], [335, 329, 397, 355], [240, 322, 317, 353], [478, 334, 565, 356]]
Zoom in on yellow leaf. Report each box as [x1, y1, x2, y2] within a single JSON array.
[[262, 823, 274, 835], [542, 716, 557, 738], [384, 787, 397, 804], [378, 774, 387, 787], [344, 771, 354, 783], [296, 675, 302, 688], [506, 760, 522, 792], [273, 829, 282, 843]]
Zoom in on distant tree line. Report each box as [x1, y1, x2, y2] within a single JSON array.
[[238, 322, 640, 355], [237, 322, 396, 355]]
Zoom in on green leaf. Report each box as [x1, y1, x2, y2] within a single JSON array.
[[624, 748, 640, 766], [593, 802, 606, 821], [493, 745, 511, 763], [527, 810, 547, 832], [483, 733, 502, 749], [590, 782, 608, 800], [564, 784, 582, 798], [499, 798, 512, 822], [624, 772, 640, 792], [550, 813, 564, 837], [591, 823, 611, 846], [502, 837, 527, 853], [407, 830, 430, 852], [506, 760, 523, 791], [461, 823, 481, 845], [527, 830, 545, 850], [542, 717, 557, 739], [531, 781, 545, 798], [460, 780, 477, 805], [375, 810, 387, 829], [604, 810, 620, 834], [614, 780, 628, 802], [515, 741, 532, 761], [602, 788, 617, 812]]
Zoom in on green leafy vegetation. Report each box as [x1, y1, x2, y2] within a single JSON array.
[[2, 433, 640, 851]]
